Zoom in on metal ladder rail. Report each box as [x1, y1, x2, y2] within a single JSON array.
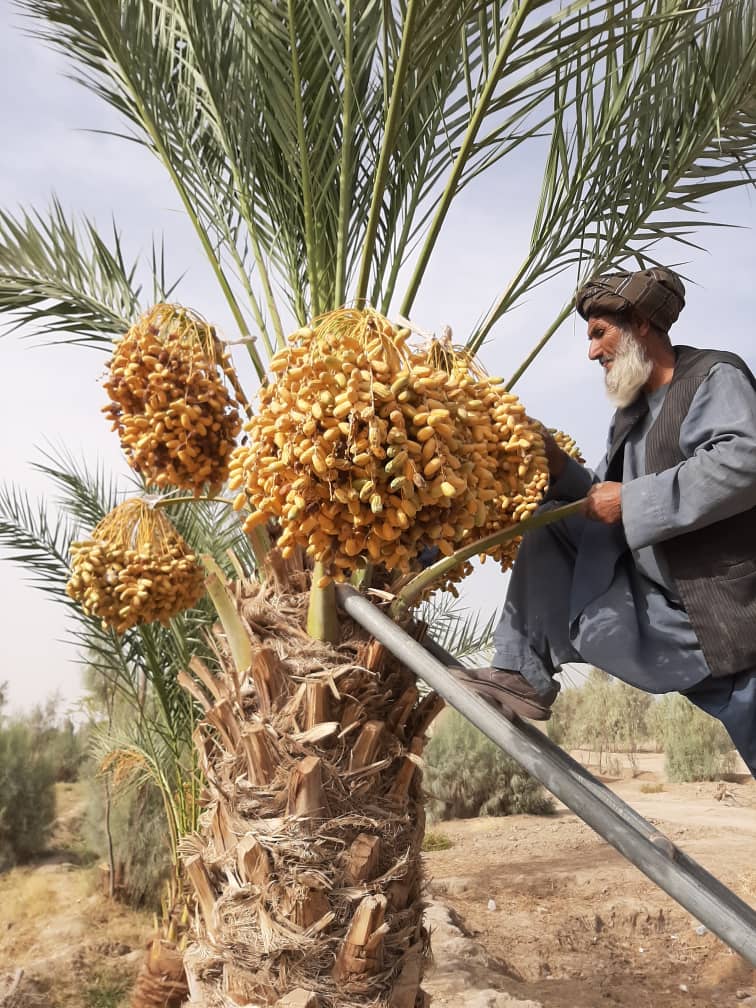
[[336, 585, 756, 966]]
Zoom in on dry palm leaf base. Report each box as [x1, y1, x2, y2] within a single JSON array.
[[129, 878, 193, 1008], [180, 549, 439, 1008], [130, 937, 188, 1008]]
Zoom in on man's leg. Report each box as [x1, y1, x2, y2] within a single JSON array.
[[683, 671, 756, 778], [457, 505, 586, 719]]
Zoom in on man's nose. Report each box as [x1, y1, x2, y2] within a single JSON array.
[[588, 338, 602, 361]]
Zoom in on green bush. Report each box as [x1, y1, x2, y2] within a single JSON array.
[[424, 709, 553, 821], [652, 694, 735, 782], [422, 830, 454, 851], [0, 719, 57, 868], [545, 668, 739, 782]]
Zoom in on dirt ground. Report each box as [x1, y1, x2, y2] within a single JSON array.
[[2, 763, 756, 1007], [0, 783, 150, 1007], [423, 755, 756, 1008]]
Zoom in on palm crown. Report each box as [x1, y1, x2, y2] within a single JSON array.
[[3, 0, 755, 382]]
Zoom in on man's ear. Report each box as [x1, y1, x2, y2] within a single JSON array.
[[633, 314, 653, 344]]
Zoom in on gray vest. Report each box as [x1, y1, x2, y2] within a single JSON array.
[[606, 346, 756, 678]]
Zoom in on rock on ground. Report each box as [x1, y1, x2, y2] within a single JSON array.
[[424, 900, 542, 1008]]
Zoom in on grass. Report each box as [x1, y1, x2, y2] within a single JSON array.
[[640, 781, 666, 794], [422, 830, 454, 852], [84, 978, 130, 1008]]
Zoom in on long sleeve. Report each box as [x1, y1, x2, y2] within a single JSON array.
[[546, 455, 596, 501], [546, 424, 613, 502], [621, 364, 756, 550]]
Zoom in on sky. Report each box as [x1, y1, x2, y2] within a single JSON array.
[[0, 1, 754, 714]]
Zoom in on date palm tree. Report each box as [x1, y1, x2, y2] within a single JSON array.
[[2, 1, 756, 1005]]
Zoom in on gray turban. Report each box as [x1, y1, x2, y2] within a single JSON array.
[[575, 267, 686, 333]]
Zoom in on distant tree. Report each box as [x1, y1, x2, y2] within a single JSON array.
[[549, 668, 652, 773], [27, 693, 89, 782], [546, 684, 582, 748], [0, 716, 56, 868], [652, 694, 735, 782]]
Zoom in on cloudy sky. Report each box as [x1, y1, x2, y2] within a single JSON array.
[[1, 0, 754, 713]]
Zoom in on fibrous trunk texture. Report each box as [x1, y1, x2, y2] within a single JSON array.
[[180, 551, 441, 1007]]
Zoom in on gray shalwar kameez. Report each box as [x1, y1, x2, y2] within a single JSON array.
[[491, 362, 756, 774]]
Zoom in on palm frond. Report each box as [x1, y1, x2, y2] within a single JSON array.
[[0, 449, 227, 760], [16, 0, 756, 362], [0, 482, 75, 595], [0, 199, 144, 346], [160, 496, 258, 578], [469, 0, 756, 359], [32, 445, 124, 531], [90, 717, 199, 846], [19, 0, 268, 374], [419, 592, 497, 667]]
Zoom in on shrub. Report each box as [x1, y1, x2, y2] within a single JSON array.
[[0, 719, 57, 868], [652, 694, 735, 782], [640, 781, 665, 794], [424, 709, 554, 821], [422, 830, 453, 851], [44, 717, 90, 783]]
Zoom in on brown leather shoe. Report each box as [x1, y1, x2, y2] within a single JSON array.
[[453, 667, 558, 721]]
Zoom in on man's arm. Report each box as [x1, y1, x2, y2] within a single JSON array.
[[543, 429, 605, 503], [620, 363, 756, 548]]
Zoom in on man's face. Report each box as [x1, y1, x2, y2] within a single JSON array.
[[586, 315, 632, 371], [586, 314, 653, 408]]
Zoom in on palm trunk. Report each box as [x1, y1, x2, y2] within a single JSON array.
[[180, 549, 442, 1007]]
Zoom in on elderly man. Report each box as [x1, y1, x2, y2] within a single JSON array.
[[458, 266, 756, 776]]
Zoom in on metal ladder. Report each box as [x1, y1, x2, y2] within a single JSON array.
[[336, 584, 756, 966]]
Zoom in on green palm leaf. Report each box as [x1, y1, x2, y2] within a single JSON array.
[[0, 482, 75, 593], [468, 0, 756, 370], [0, 449, 244, 748], [16, 0, 756, 373], [419, 591, 497, 667], [0, 200, 144, 345]]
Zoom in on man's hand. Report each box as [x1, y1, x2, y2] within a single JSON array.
[[542, 429, 569, 481], [583, 482, 623, 524]]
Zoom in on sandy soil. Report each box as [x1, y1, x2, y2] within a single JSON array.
[[423, 764, 756, 1008]]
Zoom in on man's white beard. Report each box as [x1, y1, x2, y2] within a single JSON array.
[[604, 331, 653, 408]]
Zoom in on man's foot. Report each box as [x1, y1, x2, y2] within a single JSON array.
[[453, 667, 558, 721]]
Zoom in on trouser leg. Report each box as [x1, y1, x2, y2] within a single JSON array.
[[492, 505, 586, 697], [683, 671, 756, 779]]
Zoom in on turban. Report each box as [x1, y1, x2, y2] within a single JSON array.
[[575, 267, 686, 333]]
